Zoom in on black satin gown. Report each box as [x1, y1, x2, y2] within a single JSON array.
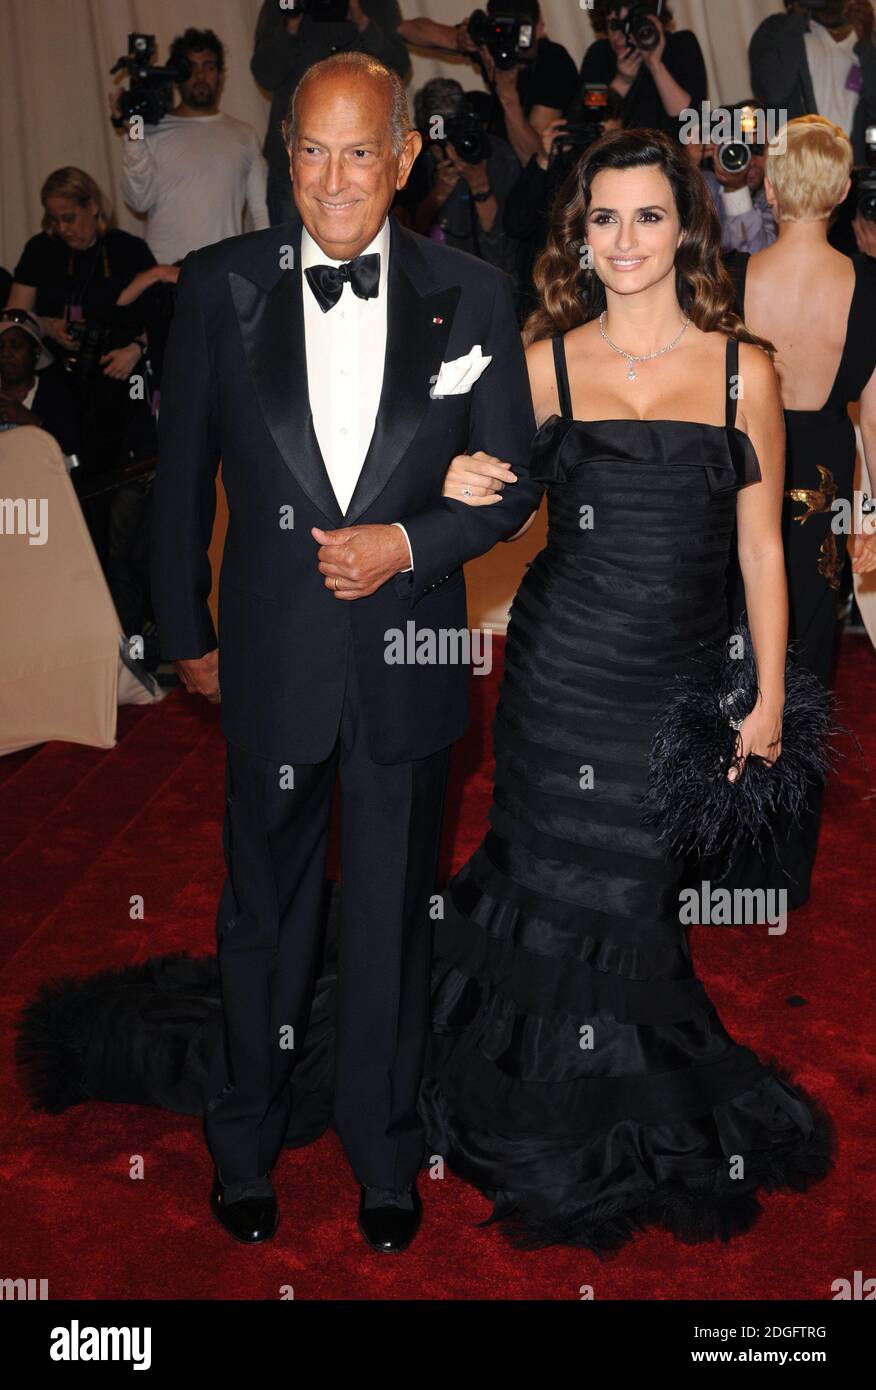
[[417, 333, 835, 1252]]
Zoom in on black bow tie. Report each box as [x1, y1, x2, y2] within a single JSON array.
[[304, 252, 381, 313]]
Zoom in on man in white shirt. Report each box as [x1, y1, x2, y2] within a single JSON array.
[[113, 27, 269, 264], [151, 52, 542, 1252], [298, 215, 414, 564], [750, 0, 876, 164]]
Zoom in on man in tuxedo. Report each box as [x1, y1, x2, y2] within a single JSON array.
[[150, 51, 541, 1250]]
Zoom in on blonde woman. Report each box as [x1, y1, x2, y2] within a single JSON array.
[[6, 167, 157, 380], [720, 116, 876, 908], [6, 167, 164, 629]]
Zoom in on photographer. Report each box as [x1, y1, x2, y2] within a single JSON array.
[[115, 28, 269, 263], [401, 3, 578, 169], [6, 168, 160, 637], [690, 104, 778, 254], [251, 0, 410, 225], [750, 1, 876, 164], [6, 167, 158, 446], [580, 1, 707, 141], [393, 78, 520, 278], [503, 88, 624, 320]]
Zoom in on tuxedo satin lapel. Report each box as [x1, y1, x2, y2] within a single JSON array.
[[344, 228, 460, 525], [229, 245, 344, 526]]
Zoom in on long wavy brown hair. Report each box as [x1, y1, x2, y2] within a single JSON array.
[[524, 128, 775, 358]]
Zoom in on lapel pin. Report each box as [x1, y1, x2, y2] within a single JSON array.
[[432, 315, 444, 325]]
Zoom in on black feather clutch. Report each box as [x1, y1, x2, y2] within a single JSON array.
[[643, 618, 838, 869]]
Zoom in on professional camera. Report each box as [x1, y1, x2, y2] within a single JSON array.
[[854, 171, 876, 220], [853, 131, 876, 220], [64, 321, 112, 385], [468, 8, 536, 70], [549, 85, 610, 178], [280, 0, 350, 17], [607, 0, 665, 55], [110, 33, 192, 126], [717, 107, 765, 176], [430, 110, 492, 165]]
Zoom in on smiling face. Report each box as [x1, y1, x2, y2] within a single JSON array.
[[585, 164, 684, 296], [289, 70, 421, 261]]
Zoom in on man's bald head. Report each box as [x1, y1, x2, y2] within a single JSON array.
[[283, 53, 421, 260], [282, 52, 411, 158]]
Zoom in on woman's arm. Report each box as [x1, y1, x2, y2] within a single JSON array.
[[115, 264, 179, 307], [6, 281, 78, 349], [5, 282, 36, 312], [732, 341, 788, 775], [643, 27, 702, 120]]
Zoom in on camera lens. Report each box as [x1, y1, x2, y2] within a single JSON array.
[[718, 143, 752, 175]]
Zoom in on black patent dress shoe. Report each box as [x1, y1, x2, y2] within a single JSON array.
[[210, 1170, 278, 1244], [357, 1183, 422, 1253]]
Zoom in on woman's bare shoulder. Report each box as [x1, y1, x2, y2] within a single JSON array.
[[737, 336, 778, 383], [735, 337, 783, 435]]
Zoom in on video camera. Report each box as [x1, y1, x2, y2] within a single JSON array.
[[607, 0, 665, 55], [468, 8, 536, 70], [110, 33, 191, 127]]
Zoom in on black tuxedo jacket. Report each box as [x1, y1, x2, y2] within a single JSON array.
[[150, 214, 543, 764]]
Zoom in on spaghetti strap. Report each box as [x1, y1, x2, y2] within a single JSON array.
[[725, 336, 739, 429], [552, 334, 573, 419]]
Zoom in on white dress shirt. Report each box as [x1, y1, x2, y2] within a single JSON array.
[[804, 22, 860, 141], [301, 220, 412, 570]]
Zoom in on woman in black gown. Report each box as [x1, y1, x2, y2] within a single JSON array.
[[16, 130, 837, 1260], [721, 116, 876, 910], [423, 128, 835, 1252]]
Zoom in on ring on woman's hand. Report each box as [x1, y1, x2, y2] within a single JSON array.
[[334, 576, 340, 590], [462, 487, 473, 497]]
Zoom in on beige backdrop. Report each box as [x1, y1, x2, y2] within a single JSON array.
[[1, 0, 779, 632]]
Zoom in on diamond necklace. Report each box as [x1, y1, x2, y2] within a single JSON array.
[[598, 310, 691, 382]]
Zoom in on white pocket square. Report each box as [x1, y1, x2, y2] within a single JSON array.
[[432, 345, 493, 397]]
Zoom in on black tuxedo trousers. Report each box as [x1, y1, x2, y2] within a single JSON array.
[[204, 640, 450, 1189]]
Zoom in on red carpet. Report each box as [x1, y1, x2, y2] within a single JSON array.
[[1, 635, 874, 1300]]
